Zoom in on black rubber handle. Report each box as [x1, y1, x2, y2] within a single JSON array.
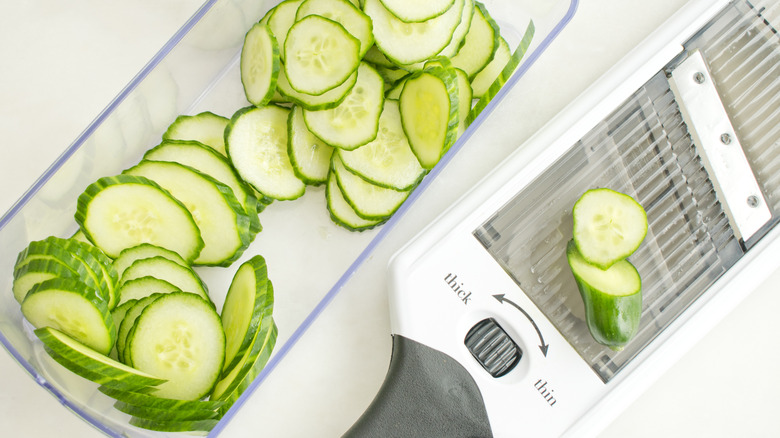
[[342, 335, 493, 438]]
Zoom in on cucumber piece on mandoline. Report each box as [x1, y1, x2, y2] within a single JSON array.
[[572, 188, 648, 269], [220, 255, 273, 376], [125, 292, 225, 401], [75, 174, 204, 263], [162, 112, 229, 156], [241, 22, 280, 107], [226, 104, 306, 201], [566, 240, 642, 351], [399, 66, 459, 169], [124, 160, 252, 267], [35, 327, 165, 390], [22, 278, 115, 354], [288, 105, 335, 185]]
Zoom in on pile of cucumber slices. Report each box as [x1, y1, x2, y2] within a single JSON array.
[[10, 0, 534, 433], [566, 188, 648, 351]]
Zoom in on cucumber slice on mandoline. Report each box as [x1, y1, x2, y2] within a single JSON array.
[[124, 160, 252, 267], [326, 170, 386, 231], [75, 174, 204, 263], [112, 243, 189, 279], [332, 154, 410, 220], [450, 2, 500, 78], [365, 0, 465, 65], [226, 105, 306, 201], [276, 64, 358, 111], [303, 62, 385, 150], [35, 327, 165, 389], [296, 0, 374, 57], [116, 276, 181, 307], [399, 66, 459, 169], [288, 105, 335, 185], [283, 15, 361, 96], [566, 240, 642, 351], [267, 0, 305, 62], [142, 140, 262, 237], [119, 256, 209, 302], [241, 22, 280, 107], [22, 278, 115, 355], [338, 99, 425, 191], [220, 255, 272, 376], [572, 188, 648, 269], [378, 0, 454, 22], [126, 292, 225, 401], [162, 112, 229, 156]]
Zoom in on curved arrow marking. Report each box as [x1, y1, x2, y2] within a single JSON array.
[[493, 294, 549, 357]]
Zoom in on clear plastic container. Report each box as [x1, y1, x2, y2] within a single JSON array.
[[0, 0, 577, 436]]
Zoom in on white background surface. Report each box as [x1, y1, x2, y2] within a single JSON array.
[[1, 0, 778, 437]]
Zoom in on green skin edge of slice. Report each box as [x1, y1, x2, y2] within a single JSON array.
[[98, 385, 224, 412]]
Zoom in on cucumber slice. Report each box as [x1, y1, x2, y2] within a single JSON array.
[[116, 294, 165, 365], [75, 175, 204, 263], [116, 276, 181, 307], [226, 105, 306, 201], [332, 154, 410, 220], [98, 385, 224, 412], [277, 64, 358, 111], [35, 327, 165, 389], [399, 66, 459, 169], [44, 236, 118, 309], [326, 170, 386, 231], [470, 35, 510, 99], [267, 0, 306, 62], [241, 22, 280, 107], [220, 255, 272, 376], [109, 299, 136, 360], [566, 240, 642, 351], [113, 400, 219, 422], [126, 292, 225, 400], [12, 258, 77, 304], [283, 15, 361, 96], [162, 112, 229, 156], [22, 278, 115, 355], [572, 188, 648, 269], [378, 0, 454, 22], [288, 105, 335, 185], [437, 0, 474, 58], [296, 0, 374, 57], [124, 160, 252, 267], [142, 139, 262, 237], [338, 99, 425, 190], [119, 256, 208, 302], [365, 0, 465, 65], [112, 243, 189, 279], [128, 417, 219, 433], [454, 67, 472, 136], [363, 44, 395, 68], [303, 62, 385, 150], [450, 2, 499, 78]]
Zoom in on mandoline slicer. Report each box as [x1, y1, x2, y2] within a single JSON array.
[[344, 0, 780, 437]]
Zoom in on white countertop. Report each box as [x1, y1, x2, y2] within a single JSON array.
[[1, 1, 778, 437]]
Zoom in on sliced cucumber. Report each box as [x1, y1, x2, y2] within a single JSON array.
[[365, 0, 465, 65], [98, 385, 224, 412], [267, 0, 306, 62], [35, 327, 165, 389], [296, 0, 374, 57], [326, 170, 386, 231], [118, 256, 208, 302], [241, 22, 280, 107], [22, 278, 115, 355], [454, 67, 472, 136], [112, 243, 189, 279], [378, 0, 455, 22], [116, 276, 181, 307], [277, 63, 358, 111], [399, 66, 459, 169], [332, 154, 410, 220], [124, 160, 252, 267], [44, 236, 118, 309], [566, 240, 642, 351], [283, 15, 361, 96], [128, 416, 219, 433], [12, 258, 77, 304], [162, 112, 229, 156], [225, 105, 306, 201], [113, 400, 219, 422], [75, 175, 204, 263], [470, 35, 510, 99], [126, 292, 225, 400], [572, 188, 648, 269], [288, 105, 335, 185], [303, 62, 385, 150], [116, 294, 164, 365], [338, 99, 425, 190], [450, 2, 499, 78], [220, 255, 272, 376], [437, 0, 474, 58]]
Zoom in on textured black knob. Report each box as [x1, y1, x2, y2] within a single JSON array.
[[465, 318, 522, 378]]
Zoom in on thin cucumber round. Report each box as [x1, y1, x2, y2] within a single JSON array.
[[118, 256, 208, 302], [337, 99, 425, 191], [326, 170, 386, 231], [296, 0, 374, 57], [378, 0, 455, 22], [450, 2, 499, 78], [44, 236, 117, 309], [112, 243, 189, 280], [241, 22, 280, 107], [12, 258, 77, 304], [277, 64, 358, 111], [288, 105, 335, 185], [116, 294, 165, 365], [113, 400, 219, 422], [470, 35, 510, 99], [572, 188, 648, 269], [128, 416, 219, 433], [116, 276, 181, 307], [162, 112, 229, 156], [437, 0, 474, 58], [75, 174, 204, 263], [267, 0, 306, 62], [225, 105, 306, 201], [98, 385, 225, 412], [127, 292, 226, 401], [303, 62, 385, 150], [284, 15, 361, 96], [332, 154, 410, 220], [454, 67, 472, 136]]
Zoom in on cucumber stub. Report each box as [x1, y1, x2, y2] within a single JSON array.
[[566, 240, 642, 351], [572, 188, 647, 269]]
